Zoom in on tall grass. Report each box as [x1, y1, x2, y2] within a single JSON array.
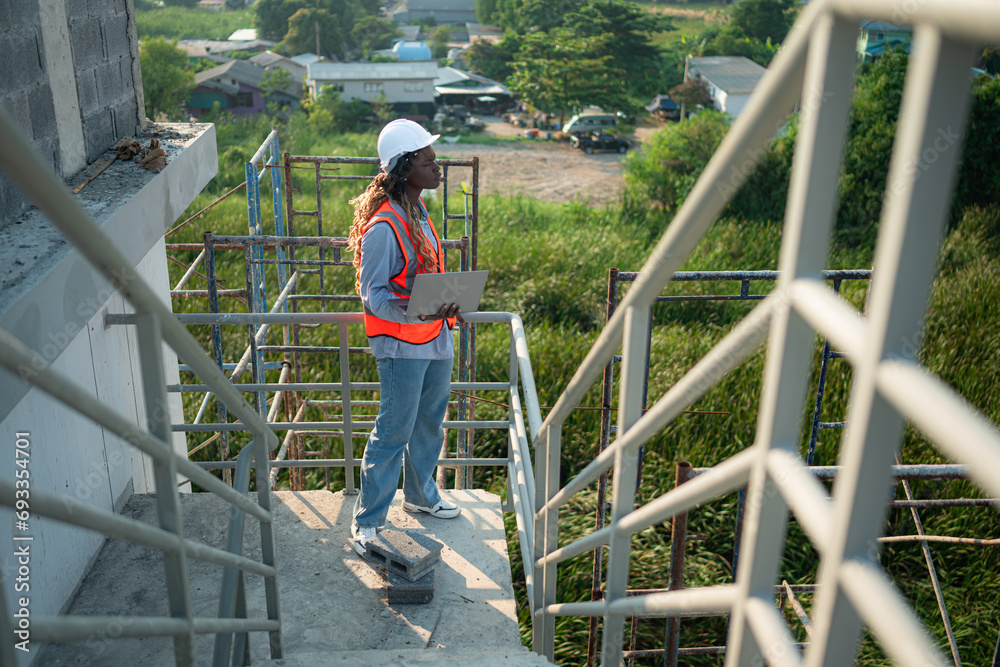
[[166, 113, 999, 665], [135, 6, 254, 41]]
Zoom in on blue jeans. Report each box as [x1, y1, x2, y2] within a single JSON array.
[[353, 356, 453, 528]]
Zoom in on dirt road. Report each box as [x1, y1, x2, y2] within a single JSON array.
[[433, 115, 664, 206]]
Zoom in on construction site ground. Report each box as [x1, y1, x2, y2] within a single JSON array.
[[435, 115, 662, 207], [39, 489, 540, 666]]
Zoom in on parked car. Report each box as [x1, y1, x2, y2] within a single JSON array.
[[562, 112, 618, 136], [571, 132, 629, 154]]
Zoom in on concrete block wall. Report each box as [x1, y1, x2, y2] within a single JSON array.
[[67, 0, 143, 163], [0, 0, 57, 229], [0, 0, 145, 231]]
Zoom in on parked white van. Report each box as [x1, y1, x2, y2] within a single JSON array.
[[562, 113, 618, 135]]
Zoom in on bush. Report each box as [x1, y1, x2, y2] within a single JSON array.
[[624, 110, 792, 223], [302, 87, 371, 134]]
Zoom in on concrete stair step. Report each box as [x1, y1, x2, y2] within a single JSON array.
[[39, 489, 522, 666], [255, 645, 556, 666]]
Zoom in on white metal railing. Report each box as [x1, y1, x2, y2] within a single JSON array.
[[525, 1, 1000, 665], [0, 109, 283, 665]]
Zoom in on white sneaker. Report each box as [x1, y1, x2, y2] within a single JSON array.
[[351, 522, 380, 556], [401, 499, 461, 519]]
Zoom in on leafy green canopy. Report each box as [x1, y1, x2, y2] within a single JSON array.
[[624, 48, 1000, 237], [471, 0, 670, 115], [508, 30, 624, 122], [139, 37, 196, 121], [729, 0, 796, 44], [253, 0, 382, 58]]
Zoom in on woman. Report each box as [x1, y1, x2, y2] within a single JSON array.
[[346, 119, 462, 556]]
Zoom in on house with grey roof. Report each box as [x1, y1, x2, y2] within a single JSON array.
[[307, 62, 438, 116], [856, 21, 913, 62], [393, 0, 477, 26], [686, 56, 768, 118], [177, 38, 278, 56], [434, 66, 511, 106], [466, 22, 504, 44], [189, 60, 302, 118], [249, 51, 313, 83]]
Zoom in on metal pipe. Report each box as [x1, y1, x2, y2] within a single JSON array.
[[877, 359, 1000, 503], [0, 329, 270, 521], [174, 420, 508, 432], [665, 462, 693, 667], [691, 463, 972, 481], [197, 457, 508, 470], [839, 558, 949, 667], [541, 297, 778, 517], [534, 0, 813, 442], [781, 581, 813, 638], [172, 249, 206, 291], [167, 381, 505, 393], [0, 478, 272, 577], [32, 616, 279, 643], [270, 401, 307, 487]]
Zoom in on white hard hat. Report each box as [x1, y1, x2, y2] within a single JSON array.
[[377, 119, 440, 173]]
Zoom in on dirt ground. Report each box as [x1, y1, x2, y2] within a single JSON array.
[[433, 115, 663, 207]]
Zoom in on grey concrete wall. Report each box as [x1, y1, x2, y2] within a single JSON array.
[[0, 0, 58, 229], [0, 0, 145, 231], [67, 0, 143, 163], [0, 123, 217, 666], [0, 240, 189, 667]]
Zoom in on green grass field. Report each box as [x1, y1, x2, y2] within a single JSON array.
[[165, 109, 1000, 665], [135, 6, 254, 41]]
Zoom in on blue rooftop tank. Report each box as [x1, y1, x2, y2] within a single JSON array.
[[392, 41, 433, 61]]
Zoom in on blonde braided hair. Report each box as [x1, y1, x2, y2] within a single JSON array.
[[348, 156, 439, 295]]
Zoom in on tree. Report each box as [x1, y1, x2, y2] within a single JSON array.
[[371, 91, 395, 126], [701, 27, 779, 67], [285, 8, 343, 59], [475, 0, 498, 25], [508, 29, 626, 123], [350, 16, 399, 55], [953, 75, 1000, 218], [303, 86, 369, 133], [355, 0, 383, 17], [224, 0, 245, 9], [978, 46, 1000, 75], [837, 47, 908, 231], [162, 0, 198, 7], [491, 0, 585, 33], [139, 37, 195, 120], [730, 0, 795, 44], [669, 77, 713, 114], [464, 34, 520, 82], [624, 108, 791, 220], [254, 0, 308, 41], [563, 0, 662, 94], [261, 68, 296, 99], [431, 25, 452, 60], [625, 110, 730, 212]]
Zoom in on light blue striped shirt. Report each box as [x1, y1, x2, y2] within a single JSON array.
[[358, 200, 454, 360]]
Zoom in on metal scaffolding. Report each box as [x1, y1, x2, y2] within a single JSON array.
[[585, 268, 999, 666], [162, 129, 490, 494]]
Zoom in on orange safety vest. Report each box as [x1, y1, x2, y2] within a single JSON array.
[[361, 199, 457, 344]]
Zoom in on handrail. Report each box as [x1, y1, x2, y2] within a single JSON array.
[[0, 104, 283, 665], [525, 1, 1000, 665], [532, 1, 817, 447]]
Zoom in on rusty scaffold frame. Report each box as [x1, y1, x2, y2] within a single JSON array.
[[586, 268, 1000, 667], [163, 129, 488, 493]]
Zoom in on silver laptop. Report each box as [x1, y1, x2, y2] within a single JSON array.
[[393, 270, 489, 317]]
